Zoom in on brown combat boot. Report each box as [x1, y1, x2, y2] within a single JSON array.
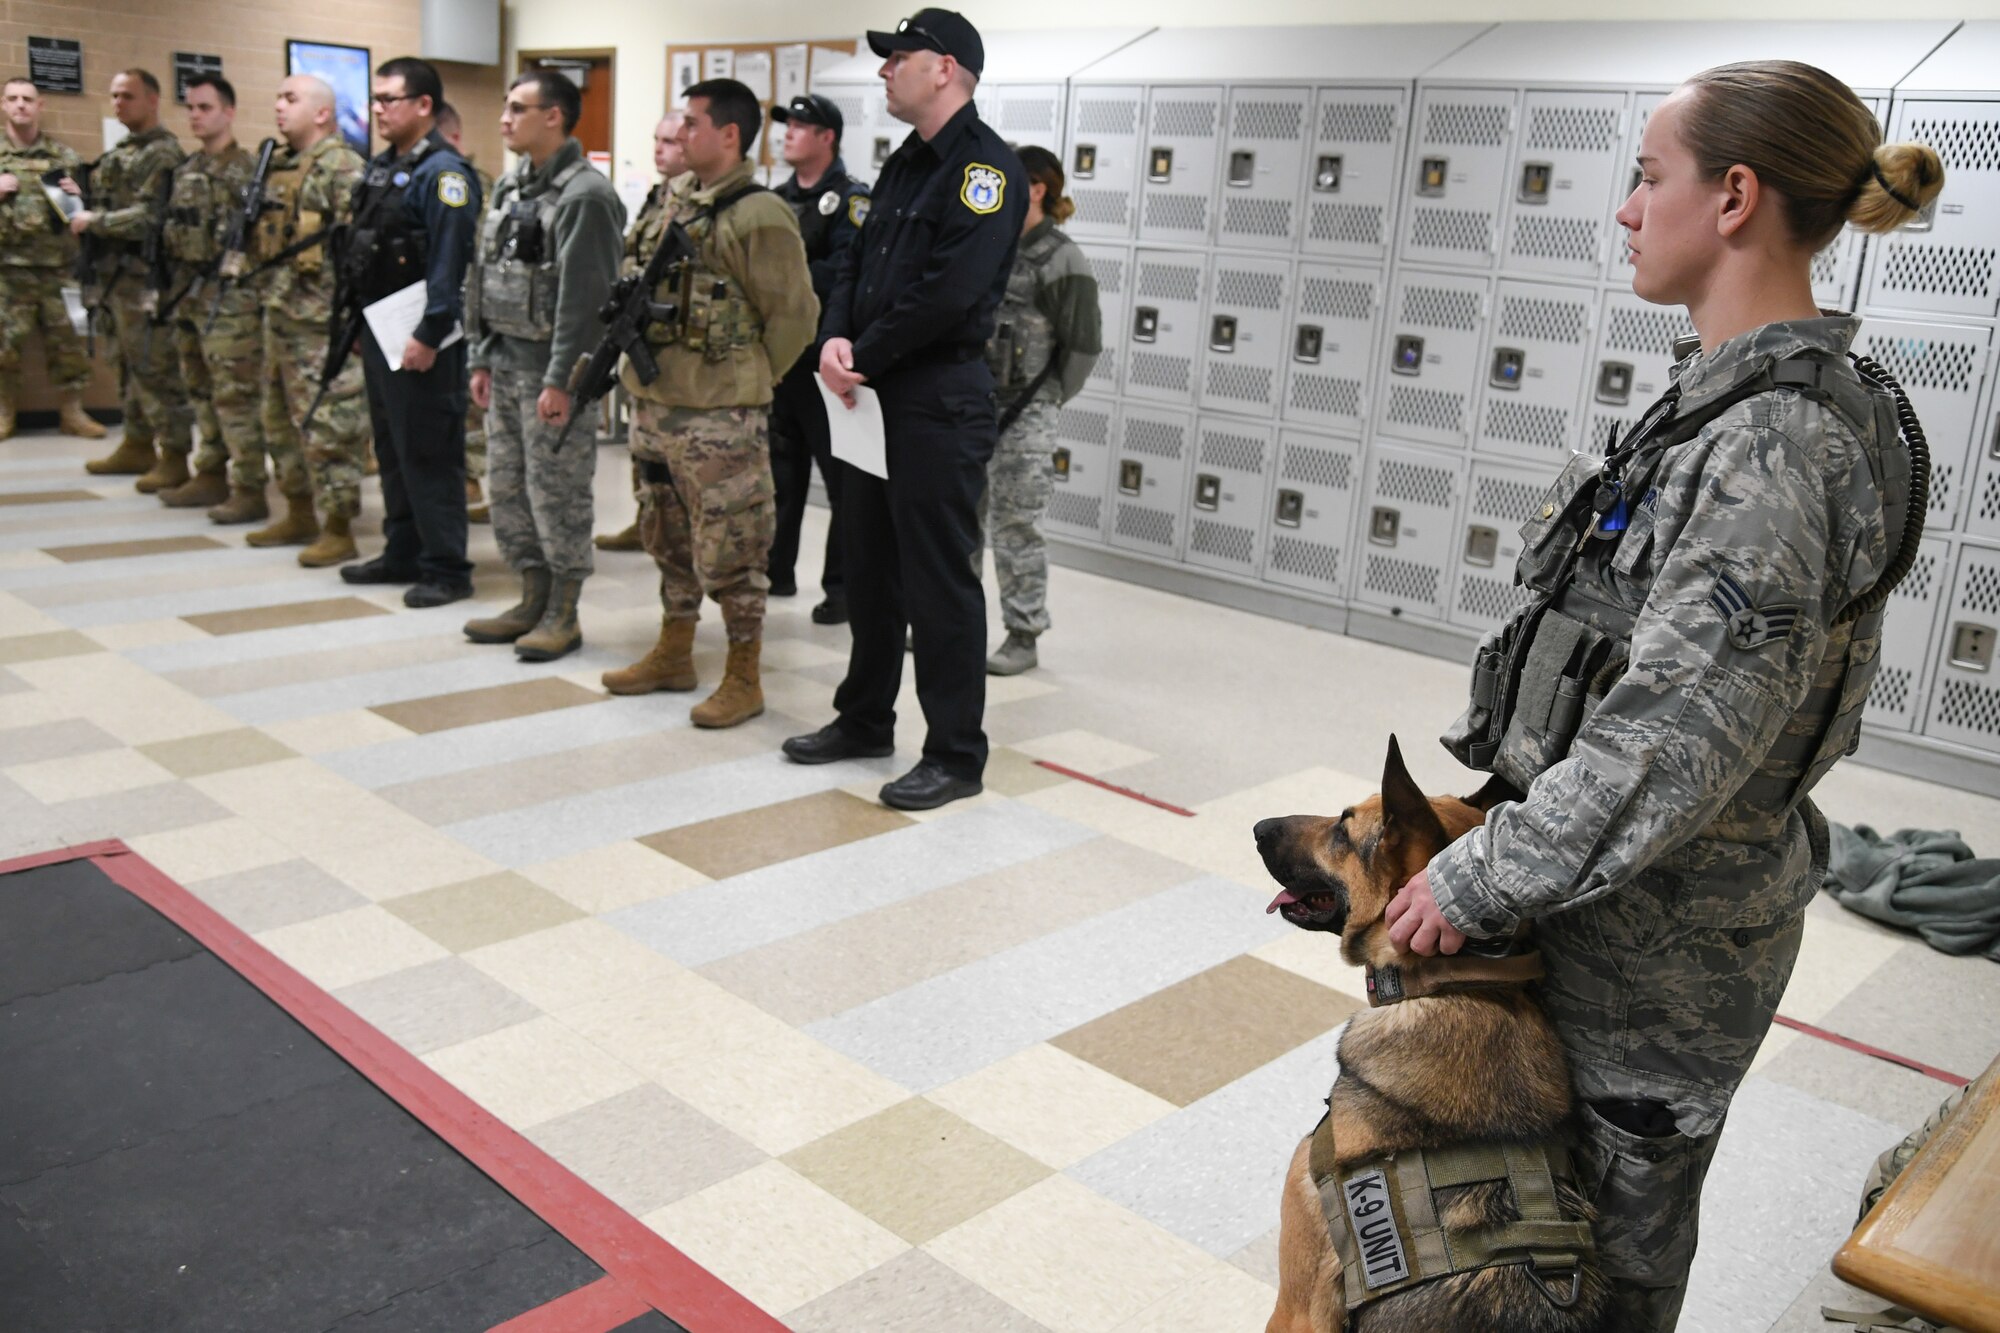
[[464, 567, 551, 644], [59, 391, 107, 439], [246, 492, 319, 547], [136, 450, 189, 495], [160, 468, 230, 509], [595, 522, 642, 552], [690, 639, 764, 729], [298, 513, 358, 567], [516, 576, 583, 662], [208, 486, 269, 525], [86, 433, 156, 476], [602, 619, 697, 695]]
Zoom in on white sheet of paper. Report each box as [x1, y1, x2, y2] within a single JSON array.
[[361, 282, 463, 371], [817, 378, 887, 479], [735, 51, 772, 102], [61, 284, 87, 337], [776, 45, 808, 104]]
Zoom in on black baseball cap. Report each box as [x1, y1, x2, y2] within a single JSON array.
[[867, 9, 984, 78], [771, 93, 843, 135]]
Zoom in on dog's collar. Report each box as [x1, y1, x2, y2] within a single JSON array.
[[1365, 950, 1546, 1007]]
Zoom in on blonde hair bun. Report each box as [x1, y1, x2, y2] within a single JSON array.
[[1849, 141, 1946, 234]]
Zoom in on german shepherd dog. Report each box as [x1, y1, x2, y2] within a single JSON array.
[[1253, 738, 1608, 1333]]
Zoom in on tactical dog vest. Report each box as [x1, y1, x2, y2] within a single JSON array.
[[639, 183, 766, 360], [470, 157, 586, 342]]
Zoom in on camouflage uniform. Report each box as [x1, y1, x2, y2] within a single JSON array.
[[0, 133, 93, 393], [978, 217, 1101, 636], [162, 144, 255, 479], [466, 139, 624, 580], [619, 162, 817, 643], [1430, 317, 1902, 1330], [462, 162, 494, 485], [260, 134, 368, 520], [84, 125, 191, 454], [610, 176, 679, 520]]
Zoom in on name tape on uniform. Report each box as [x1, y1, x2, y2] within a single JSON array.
[[1341, 1168, 1411, 1290]]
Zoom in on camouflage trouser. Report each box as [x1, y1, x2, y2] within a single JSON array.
[[0, 265, 93, 392], [263, 309, 366, 519], [104, 274, 192, 453], [487, 365, 594, 580], [466, 401, 487, 481], [630, 400, 772, 643], [198, 290, 271, 490], [171, 319, 229, 474], [976, 396, 1058, 636]]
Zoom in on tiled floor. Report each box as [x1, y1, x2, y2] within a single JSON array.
[[5, 426, 1998, 1333]]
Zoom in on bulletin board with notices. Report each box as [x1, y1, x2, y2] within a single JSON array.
[[664, 39, 859, 176]]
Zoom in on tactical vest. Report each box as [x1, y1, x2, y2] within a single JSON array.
[[163, 155, 232, 267], [641, 183, 765, 360], [1445, 346, 1921, 813], [342, 139, 435, 304], [470, 157, 586, 342], [0, 142, 78, 268], [985, 225, 1065, 393], [782, 169, 863, 263], [250, 150, 325, 275]]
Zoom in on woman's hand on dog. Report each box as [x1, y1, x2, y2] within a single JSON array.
[[1386, 869, 1467, 957]]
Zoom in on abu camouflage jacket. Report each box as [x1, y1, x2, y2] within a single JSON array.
[[984, 216, 1101, 408]]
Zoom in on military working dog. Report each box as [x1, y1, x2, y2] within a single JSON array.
[[1253, 738, 1609, 1333]]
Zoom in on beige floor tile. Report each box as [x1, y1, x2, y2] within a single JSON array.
[[0, 488, 101, 506], [1112, 1265, 1276, 1332], [5, 746, 176, 803], [83, 618, 211, 650], [784, 1099, 1050, 1245], [0, 549, 57, 571], [335, 957, 541, 1055], [641, 1161, 908, 1317], [1776, 909, 1907, 1023], [423, 1014, 645, 1129], [760, 637, 850, 670], [558, 971, 907, 1155], [526, 1082, 765, 1217], [926, 1176, 1217, 1333], [371, 676, 606, 735], [0, 591, 66, 638], [126, 816, 297, 884], [463, 917, 680, 1013], [1747, 1023, 1801, 1076], [1227, 1226, 1282, 1288], [983, 673, 1061, 706], [165, 633, 467, 701], [785, 1249, 1054, 1333], [44, 534, 224, 562], [0, 630, 100, 666], [0, 691, 74, 730], [258, 708, 414, 756], [8, 651, 238, 745], [521, 839, 710, 914], [640, 788, 911, 880], [383, 872, 586, 952], [182, 596, 390, 636], [982, 747, 1069, 798], [927, 1045, 1176, 1171], [1250, 929, 1371, 1005], [1010, 730, 1156, 776], [139, 727, 296, 779], [257, 904, 452, 990]]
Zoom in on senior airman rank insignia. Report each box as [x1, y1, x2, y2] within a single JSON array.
[[849, 195, 870, 226], [1711, 572, 1798, 651], [961, 163, 1004, 215], [438, 171, 470, 208]]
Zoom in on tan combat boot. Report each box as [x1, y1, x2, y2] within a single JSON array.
[[86, 432, 156, 476], [245, 492, 319, 547], [160, 468, 230, 509], [298, 513, 358, 568], [208, 486, 269, 525], [690, 639, 764, 729], [464, 567, 551, 644], [135, 450, 189, 495], [516, 576, 583, 662], [595, 522, 642, 552], [602, 619, 697, 695], [58, 391, 107, 439]]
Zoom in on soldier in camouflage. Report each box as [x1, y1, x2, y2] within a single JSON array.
[[978, 145, 1100, 676], [600, 80, 816, 729], [154, 75, 254, 512], [1385, 64, 1946, 1330], [437, 101, 494, 523], [463, 70, 625, 661], [0, 77, 105, 441], [68, 69, 192, 484]]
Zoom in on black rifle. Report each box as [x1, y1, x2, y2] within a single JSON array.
[[997, 346, 1063, 437], [552, 216, 696, 452], [199, 138, 279, 333], [298, 224, 365, 439], [139, 169, 176, 353]]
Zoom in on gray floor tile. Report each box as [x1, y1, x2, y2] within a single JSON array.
[[787, 1250, 1053, 1333], [333, 957, 542, 1055], [525, 1082, 763, 1216], [187, 858, 370, 934], [1812, 945, 2000, 1083]]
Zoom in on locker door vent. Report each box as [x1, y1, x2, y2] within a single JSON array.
[[1205, 363, 1275, 407], [1073, 190, 1131, 228], [1483, 399, 1573, 455], [1300, 276, 1375, 321], [1143, 194, 1209, 233], [1812, 245, 1843, 292], [1387, 384, 1466, 438], [1498, 293, 1589, 345], [1458, 572, 1532, 623], [1271, 534, 1343, 584], [1930, 459, 1958, 519], [1114, 504, 1177, 547], [1122, 417, 1187, 460], [1524, 104, 1621, 154], [1868, 665, 1914, 715], [1137, 262, 1203, 303], [1896, 547, 1942, 606], [1309, 203, 1384, 247], [1199, 430, 1266, 472], [1424, 102, 1511, 147], [1964, 563, 2000, 615], [1282, 443, 1354, 489], [1001, 99, 1057, 133], [1509, 214, 1600, 266], [1289, 374, 1363, 419], [1078, 99, 1140, 135], [1933, 678, 2000, 735], [1377, 456, 1456, 507], [1976, 469, 2000, 528], [1048, 491, 1101, 531], [1879, 244, 1998, 301], [1365, 551, 1443, 602], [1086, 256, 1125, 295], [1605, 304, 1694, 355], [1152, 99, 1219, 137], [825, 95, 865, 128], [1216, 269, 1286, 310], [1129, 352, 1192, 395], [1860, 332, 1979, 394], [1320, 101, 1398, 143], [1410, 206, 1494, 256], [1233, 100, 1305, 140], [1904, 114, 2000, 172], [1192, 518, 1258, 564], [1222, 197, 1293, 238], [1059, 406, 1112, 446], [1473, 473, 1547, 524]]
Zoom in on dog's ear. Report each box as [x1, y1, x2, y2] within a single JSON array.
[[1381, 736, 1448, 847], [1462, 773, 1524, 814]]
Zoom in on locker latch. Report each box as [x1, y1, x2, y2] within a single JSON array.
[[1314, 155, 1342, 193], [873, 137, 892, 168], [1228, 150, 1256, 188], [1119, 460, 1145, 495], [1989, 411, 2000, 460], [1596, 360, 1635, 406], [1294, 324, 1324, 365], [1905, 199, 1937, 234], [1275, 489, 1305, 528], [1052, 447, 1072, 481], [1519, 162, 1553, 205], [1369, 506, 1401, 546], [1489, 347, 1525, 390], [1149, 147, 1174, 182], [1210, 315, 1238, 353], [1417, 156, 1448, 197], [1194, 473, 1222, 511], [1133, 307, 1159, 343], [1392, 334, 1424, 376], [1950, 622, 1995, 672], [1464, 525, 1500, 568], [1073, 143, 1097, 179]]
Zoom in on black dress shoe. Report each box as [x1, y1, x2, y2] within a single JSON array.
[[403, 581, 474, 608], [768, 576, 798, 597], [341, 555, 421, 585], [810, 597, 848, 625], [782, 723, 894, 765], [880, 760, 982, 811]]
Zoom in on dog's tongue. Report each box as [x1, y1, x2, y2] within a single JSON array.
[[1265, 889, 1299, 914]]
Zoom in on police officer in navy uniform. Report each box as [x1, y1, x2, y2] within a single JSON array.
[[782, 10, 1025, 811], [766, 93, 870, 623], [340, 57, 482, 607]]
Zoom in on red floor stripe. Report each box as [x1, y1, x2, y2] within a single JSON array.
[[489, 1274, 651, 1333], [1773, 1014, 1970, 1087], [1, 842, 789, 1333], [1032, 760, 1196, 817]]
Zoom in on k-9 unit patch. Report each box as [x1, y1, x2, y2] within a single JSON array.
[[1711, 571, 1799, 651], [1341, 1168, 1410, 1289], [961, 163, 1005, 215], [438, 171, 470, 208]]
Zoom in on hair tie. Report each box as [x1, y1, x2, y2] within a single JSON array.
[[1870, 162, 1922, 213]]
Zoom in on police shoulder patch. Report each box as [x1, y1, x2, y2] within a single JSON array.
[[438, 171, 470, 208], [1710, 571, 1799, 652], [848, 195, 871, 226], [961, 163, 1005, 215]]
